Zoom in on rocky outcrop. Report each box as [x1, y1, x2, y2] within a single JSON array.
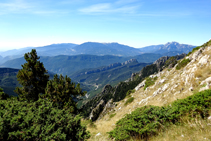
[[89, 100, 106, 121], [153, 56, 170, 70], [85, 63, 122, 75], [121, 59, 138, 65], [98, 99, 116, 120], [135, 80, 146, 91]]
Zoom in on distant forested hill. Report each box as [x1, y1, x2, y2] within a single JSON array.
[[1, 54, 162, 76]]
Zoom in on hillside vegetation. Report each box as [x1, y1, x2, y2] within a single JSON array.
[[86, 39, 211, 141]]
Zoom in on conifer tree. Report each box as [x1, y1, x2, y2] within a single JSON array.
[[15, 49, 49, 101], [43, 74, 85, 113], [0, 87, 9, 100]]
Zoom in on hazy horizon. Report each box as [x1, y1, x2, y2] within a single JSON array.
[[0, 0, 210, 51]]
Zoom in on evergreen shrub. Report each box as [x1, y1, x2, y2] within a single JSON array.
[[108, 89, 211, 140], [176, 58, 191, 70], [144, 76, 158, 90], [0, 98, 90, 141], [124, 97, 134, 106]]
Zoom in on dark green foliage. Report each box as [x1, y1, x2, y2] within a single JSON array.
[[140, 64, 158, 78], [15, 49, 49, 101], [124, 97, 134, 106], [0, 87, 9, 100], [126, 89, 135, 96], [0, 98, 90, 141], [108, 89, 211, 140], [42, 74, 85, 113], [144, 76, 158, 90], [164, 56, 178, 68], [187, 46, 201, 56], [113, 81, 140, 102], [176, 58, 191, 70]]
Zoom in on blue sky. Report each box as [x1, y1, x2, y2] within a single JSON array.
[[0, 0, 211, 51]]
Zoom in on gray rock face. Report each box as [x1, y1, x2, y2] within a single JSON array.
[[85, 63, 122, 75], [101, 84, 113, 95], [121, 59, 138, 65], [98, 99, 116, 120], [153, 56, 170, 69], [89, 100, 105, 121]]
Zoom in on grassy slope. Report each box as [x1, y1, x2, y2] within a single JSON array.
[[86, 40, 211, 141]]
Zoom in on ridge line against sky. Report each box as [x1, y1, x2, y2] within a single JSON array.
[[0, 0, 211, 51]]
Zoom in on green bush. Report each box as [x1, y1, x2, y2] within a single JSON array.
[[0, 98, 90, 141], [124, 97, 134, 106], [126, 89, 135, 96], [110, 113, 117, 118], [187, 46, 201, 56], [176, 58, 191, 70], [144, 76, 158, 90], [108, 89, 211, 141]]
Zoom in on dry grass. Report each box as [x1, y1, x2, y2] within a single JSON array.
[[149, 117, 211, 141]]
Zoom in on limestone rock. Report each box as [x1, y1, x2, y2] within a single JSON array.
[[135, 80, 146, 91], [198, 55, 210, 66], [98, 99, 116, 120]]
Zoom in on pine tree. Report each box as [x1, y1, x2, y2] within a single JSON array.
[[43, 74, 85, 113], [15, 49, 49, 101], [0, 87, 9, 100]]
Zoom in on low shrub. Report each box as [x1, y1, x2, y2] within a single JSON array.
[[176, 58, 191, 70], [0, 98, 90, 141], [108, 89, 211, 140], [110, 113, 117, 118], [126, 89, 135, 96], [124, 97, 134, 106], [144, 76, 158, 90]]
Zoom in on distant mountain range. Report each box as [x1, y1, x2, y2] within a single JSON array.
[[0, 41, 196, 64], [138, 42, 196, 55]]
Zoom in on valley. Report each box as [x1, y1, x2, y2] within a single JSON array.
[[1, 40, 208, 141]]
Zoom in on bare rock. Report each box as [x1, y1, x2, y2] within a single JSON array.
[[135, 80, 146, 91], [198, 55, 210, 66], [89, 100, 105, 121], [98, 99, 116, 120]]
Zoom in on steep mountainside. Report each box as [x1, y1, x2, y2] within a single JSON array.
[[80, 53, 186, 119], [84, 39, 211, 140], [71, 59, 151, 98]]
